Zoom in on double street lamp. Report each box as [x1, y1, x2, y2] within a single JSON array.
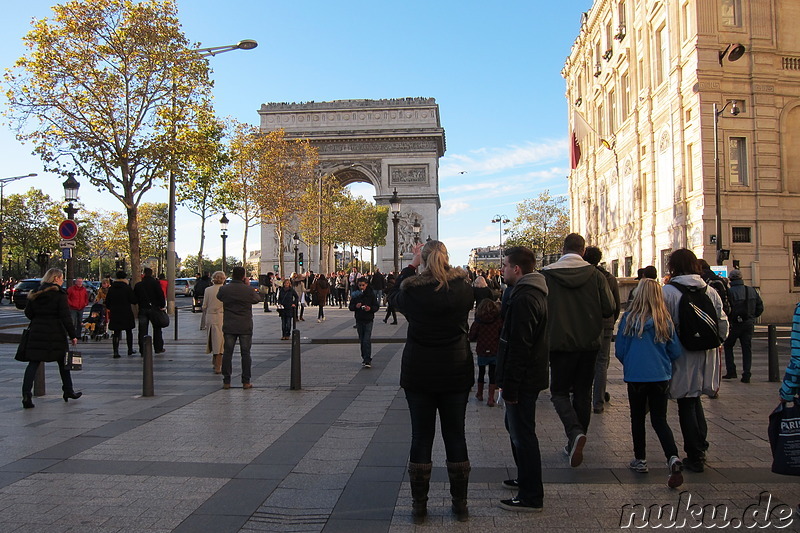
[[491, 215, 510, 265], [166, 39, 258, 314], [0, 172, 38, 280], [390, 188, 401, 273], [220, 213, 229, 274]]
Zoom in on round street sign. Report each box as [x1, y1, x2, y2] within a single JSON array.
[[59, 219, 79, 240]]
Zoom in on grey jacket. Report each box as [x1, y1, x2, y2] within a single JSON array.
[[216, 279, 262, 335]]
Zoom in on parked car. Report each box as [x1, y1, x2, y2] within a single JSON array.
[[249, 279, 264, 301], [174, 278, 196, 297], [12, 279, 42, 309]]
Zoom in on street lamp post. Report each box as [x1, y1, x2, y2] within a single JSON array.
[[412, 218, 421, 244], [354, 250, 360, 273], [713, 100, 737, 265], [293, 233, 300, 274], [491, 215, 510, 266], [220, 213, 229, 274], [0, 173, 37, 281], [63, 173, 80, 283], [165, 40, 258, 314], [333, 244, 340, 271], [390, 188, 401, 273]]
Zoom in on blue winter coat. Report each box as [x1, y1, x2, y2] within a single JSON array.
[[615, 314, 682, 382]]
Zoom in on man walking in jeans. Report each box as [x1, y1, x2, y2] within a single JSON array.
[[216, 266, 261, 389], [541, 234, 614, 467], [133, 268, 166, 354], [349, 277, 379, 368], [496, 246, 549, 512]]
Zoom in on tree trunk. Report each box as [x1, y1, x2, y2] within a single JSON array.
[[276, 224, 285, 278], [126, 204, 142, 287], [242, 222, 249, 273], [197, 214, 206, 274]]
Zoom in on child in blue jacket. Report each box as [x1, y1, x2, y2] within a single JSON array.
[[615, 278, 684, 488]]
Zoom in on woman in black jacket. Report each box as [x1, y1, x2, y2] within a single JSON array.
[[105, 271, 138, 358], [20, 268, 80, 408], [276, 278, 299, 340], [390, 240, 475, 524]]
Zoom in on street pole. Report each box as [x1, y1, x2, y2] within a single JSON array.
[[390, 188, 401, 274], [165, 40, 257, 314], [62, 174, 80, 283], [713, 102, 723, 265], [220, 213, 229, 275]]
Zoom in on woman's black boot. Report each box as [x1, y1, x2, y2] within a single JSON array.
[[22, 393, 34, 409], [63, 391, 82, 402], [447, 460, 471, 522], [408, 462, 432, 524]]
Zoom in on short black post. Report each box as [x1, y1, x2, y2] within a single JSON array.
[[768, 324, 779, 382], [33, 363, 45, 397], [173, 306, 178, 340], [290, 328, 301, 390], [143, 335, 154, 396]]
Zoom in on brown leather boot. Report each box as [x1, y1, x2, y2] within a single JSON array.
[[213, 354, 222, 374], [475, 381, 484, 401], [408, 462, 432, 524], [446, 460, 470, 522], [487, 385, 496, 407]]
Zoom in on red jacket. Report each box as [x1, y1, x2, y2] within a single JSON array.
[[66, 285, 89, 311]]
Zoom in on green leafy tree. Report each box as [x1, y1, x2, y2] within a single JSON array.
[[4, 0, 213, 281], [505, 189, 570, 260], [138, 203, 169, 274], [3, 188, 62, 276]]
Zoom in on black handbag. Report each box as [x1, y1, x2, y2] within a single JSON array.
[[150, 308, 170, 328], [14, 328, 30, 362], [768, 401, 800, 476]]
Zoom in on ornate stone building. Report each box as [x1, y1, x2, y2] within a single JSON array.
[[257, 98, 444, 275], [563, 0, 800, 321]]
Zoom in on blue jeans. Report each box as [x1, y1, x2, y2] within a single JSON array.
[[70, 309, 83, 338], [405, 389, 469, 464], [280, 314, 293, 337], [222, 333, 253, 384], [356, 321, 373, 363], [505, 391, 544, 506]]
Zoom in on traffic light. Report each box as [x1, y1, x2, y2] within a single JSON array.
[[298, 252, 304, 266]]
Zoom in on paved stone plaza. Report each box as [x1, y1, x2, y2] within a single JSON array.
[[0, 305, 798, 532]]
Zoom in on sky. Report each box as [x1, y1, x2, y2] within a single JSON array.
[[0, 0, 594, 268]]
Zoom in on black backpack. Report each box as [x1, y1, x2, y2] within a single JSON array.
[[669, 282, 723, 351], [706, 277, 731, 317]]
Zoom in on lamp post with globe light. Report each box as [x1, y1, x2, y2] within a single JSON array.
[[390, 188, 401, 273], [220, 213, 229, 275], [62, 173, 80, 283]]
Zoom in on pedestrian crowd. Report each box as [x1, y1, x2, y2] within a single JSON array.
[[10, 235, 799, 523]]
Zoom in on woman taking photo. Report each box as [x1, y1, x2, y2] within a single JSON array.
[[390, 240, 475, 523], [202, 271, 226, 373], [20, 268, 80, 408]]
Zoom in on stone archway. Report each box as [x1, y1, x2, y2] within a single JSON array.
[[257, 98, 446, 274]]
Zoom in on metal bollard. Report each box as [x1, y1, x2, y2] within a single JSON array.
[[290, 328, 301, 390], [768, 324, 779, 382], [143, 335, 154, 396], [174, 306, 178, 340], [33, 363, 45, 397]]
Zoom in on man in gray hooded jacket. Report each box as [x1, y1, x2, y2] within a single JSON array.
[[541, 233, 614, 467]]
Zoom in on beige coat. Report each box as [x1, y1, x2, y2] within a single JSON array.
[[203, 283, 225, 354]]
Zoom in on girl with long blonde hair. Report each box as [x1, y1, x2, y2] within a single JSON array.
[[615, 278, 684, 489]]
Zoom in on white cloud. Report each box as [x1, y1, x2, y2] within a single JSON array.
[[440, 138, 569, 178], [440, 200, 470, 216]]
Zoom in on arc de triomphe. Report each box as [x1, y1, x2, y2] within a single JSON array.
[[257, 98, 445, 274]]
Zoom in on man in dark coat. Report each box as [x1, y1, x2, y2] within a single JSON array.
[[583, 246, 621, 414], [216, 266, 261, 389], [541, 233, 614, 468], [370, 269, 386, 305], [133, 267, 166, 354], [349, 277, 379, 367], [496, 246, 549, 513], [105, 271, 138, 357], [723, 269, 764, 383]]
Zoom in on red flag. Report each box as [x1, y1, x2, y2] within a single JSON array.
[[571, 109, 591, 169]]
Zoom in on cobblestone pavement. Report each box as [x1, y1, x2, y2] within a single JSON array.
[[0, 304, 798, 532]]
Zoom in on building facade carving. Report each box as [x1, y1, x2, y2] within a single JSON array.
[[563, 0, 800, 321]]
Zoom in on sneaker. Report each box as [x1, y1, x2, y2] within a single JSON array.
[[502, 479, 519, 489], [569, 434, 586, 467], [317, 319, 322, 323], [499, 497, 543, 513], [667, 456, 683, 488], [629, 459, 649, 473]]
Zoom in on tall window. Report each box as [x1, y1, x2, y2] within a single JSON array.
[[611, 259, 619, 277], [606, 20, 613, 51], [624, 256, 633, 277], [608, 89, 616, 134], [655, 25, 668, 86], [621, 72, 630, 117], [661, 249, 673, 277], [721, 0, 742, 27], [618, 1, 627, 29], [729, 137, 749, 186], [680, 2, 691, 41], [686, 143, 694, 192]]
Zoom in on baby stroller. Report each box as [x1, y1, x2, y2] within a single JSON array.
[[82, 302, 109, 341]]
